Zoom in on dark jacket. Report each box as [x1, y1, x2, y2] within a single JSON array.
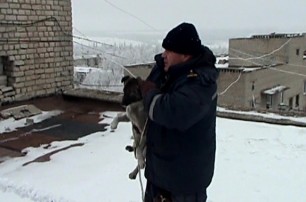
[[143, 46, 219, 194]]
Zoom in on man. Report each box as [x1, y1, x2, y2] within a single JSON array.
[[139, 22, 218, 202]]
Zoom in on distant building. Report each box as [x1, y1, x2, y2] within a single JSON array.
[[112, 33, 306, 113], [74, 55, 103, 68], [218, 33, 306, 112], [0, 0, 73, 105]]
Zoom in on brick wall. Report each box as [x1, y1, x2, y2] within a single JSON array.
[[0, 0, 73, 104]]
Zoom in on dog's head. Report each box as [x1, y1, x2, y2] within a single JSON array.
[[121, 75, 142, 107]]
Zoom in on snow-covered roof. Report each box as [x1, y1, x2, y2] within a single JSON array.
[[263, 85, 288, 95], [74, 55, 100, 60], [242, 67, 262, 72], [74, 66, 92, 73], [215, 55, 229, 68]]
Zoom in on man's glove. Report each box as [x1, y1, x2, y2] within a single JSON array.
[[137, 78, 157, 97]]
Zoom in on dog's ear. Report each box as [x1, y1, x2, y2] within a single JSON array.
[[121, 75, 130, 83]]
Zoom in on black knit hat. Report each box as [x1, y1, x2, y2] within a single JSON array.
[[162, 22, 202, 56]]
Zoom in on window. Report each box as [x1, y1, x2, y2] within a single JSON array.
[[280, 91, 284, 103], [0, 57, 3, 75], [94, 58, 99, 66], [289, 97, 293, 109], [296, 49, 300, 56], [304, 81, 306, 93], [304, 51, 306, 60], [266, 94, 272, 109], [295, 94, 299, 107], [0, 56, 8, 86]]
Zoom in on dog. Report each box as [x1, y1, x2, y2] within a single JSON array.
[[110, 75, 147, 180]]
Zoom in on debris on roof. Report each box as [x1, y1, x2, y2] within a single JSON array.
[[0, 104, 42, 120]]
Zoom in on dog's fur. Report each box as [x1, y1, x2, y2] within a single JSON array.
[[110, 76, 147, 179]]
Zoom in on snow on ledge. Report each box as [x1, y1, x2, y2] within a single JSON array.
[[263, 85, 287, 95]]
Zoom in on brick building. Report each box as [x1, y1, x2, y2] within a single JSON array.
[[0, 0, 73, 105]]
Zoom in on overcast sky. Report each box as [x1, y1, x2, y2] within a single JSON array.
[[72, 0, 306, 40]]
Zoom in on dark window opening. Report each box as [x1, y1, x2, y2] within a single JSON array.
[[0, 57, 4, 75], [289, 97, 293, 110], [0, 56, 8, 87], [280, 92, 284, 103], [296, 49, 300, 56], [295, 94, 299, 107], [304, 51, 306, 59], [94, 58, 99, 66], [266, 94, 272, 109]]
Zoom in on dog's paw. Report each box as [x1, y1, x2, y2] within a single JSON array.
[[110, 121, 118, 130], [129, 173, 137, 180], [125, 145, 134, 152]]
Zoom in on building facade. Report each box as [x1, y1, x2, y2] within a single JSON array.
[[74, 55, 103, 68], [218, 33, 306, 112], [0, 0, 73, 105]]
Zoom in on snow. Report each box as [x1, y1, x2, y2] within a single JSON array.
[[217, 107, 306, 123], [242, 67, 262, 72], [74, 66, 123, 92], [0, 110, 306, 202], [215, 55, 229, 68], [0, 110, 62, 134], [263, 85, 287, 95]]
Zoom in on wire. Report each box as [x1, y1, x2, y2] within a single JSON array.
[[229, 48, 306, 77], [230, 38, 292, 61], [269, 67, 306, 77], [74, 82, 123, 87], [73, 27, 88, 38], [103, 0, 157, 31], [0, 39, 71, 43], [73, 41, 136, 78], [218, 71, 242, 96], [1, 16, 138, 78], [73, 35, 113, 48], [227, 35, 306, 79], [0, 16, 114, 47], [0, 16, 57, 27], [217, 49, 282, 96], [222, 35, 302, 88], [73, 40, 126, 59]]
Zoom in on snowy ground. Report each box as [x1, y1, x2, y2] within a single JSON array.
[[0, 110, 306, 202]]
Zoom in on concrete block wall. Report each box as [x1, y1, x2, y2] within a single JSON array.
[[226, 33, 306, 112], [248, 65, 306, 111], [228, 37, 288, 67], [228, 34, 306, 68], [0, 0, 73, 104], [218, 65, 306, 112], [217, 68, 248, 110]]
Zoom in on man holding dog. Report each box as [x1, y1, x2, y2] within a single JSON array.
[[139, 22, 218, 202]]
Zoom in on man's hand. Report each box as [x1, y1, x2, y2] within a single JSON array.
[[137, 78, 157, 97]]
